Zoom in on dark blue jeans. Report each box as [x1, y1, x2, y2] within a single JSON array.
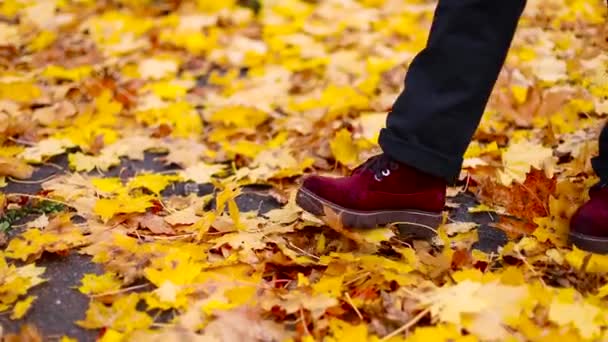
[[379, 0, 608, 184]]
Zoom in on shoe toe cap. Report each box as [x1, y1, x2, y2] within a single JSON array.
[[571, 199, 608, 237], [301, 175, 329, 196]]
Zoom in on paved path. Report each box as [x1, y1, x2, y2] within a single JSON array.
[[0, 153, 508, 340]]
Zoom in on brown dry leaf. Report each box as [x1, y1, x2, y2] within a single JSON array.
[[476, 168, 556, 221], [490, 216, 538, 238], [164, 207, 200, 226], [0, 156, 34, 179], [3, 324, 43, 342], [130, 213, 175, 235], [203, 307, 292, 342]]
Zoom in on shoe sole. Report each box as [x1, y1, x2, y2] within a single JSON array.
[[296, 187, 442, 239], [569, 231, 608, 254]]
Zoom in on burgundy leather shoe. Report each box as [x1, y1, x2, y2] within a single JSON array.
[[296, 154, 446, 234], [570, 183, 608, 254]]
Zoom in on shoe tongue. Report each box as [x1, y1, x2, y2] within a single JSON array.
[[352, 155, 387, 175]]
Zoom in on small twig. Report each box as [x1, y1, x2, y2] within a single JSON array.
[[381, 307, 431, 341], [5, 193, 73, 208], [41, 161, 66, 171], [487, 211, 494, 221], [344, 292, 363, 321], [134, 229, 143, 242], [7, 137, 34, 146], [392, 238, 413, 249], [463, 173, 471, 193], [8, 174, 58, 184], [150, 322, 175, 328], [516, 249, 546, 287], [142, 233, 195, 241], [580, 253, 593, 273], [157, 199, 176, 214], [390, 221, 437, 234], [344, 271, 370, 286], [285, 241, 320, 261], [90, 283, 151, 298], [300, 307, 311, 336]]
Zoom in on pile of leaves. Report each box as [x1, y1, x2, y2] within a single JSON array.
[[0, 0, 608, 340]]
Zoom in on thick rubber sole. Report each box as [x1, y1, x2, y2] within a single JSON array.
[[569, 231, 608, 254], [296, 187, 442, 239]]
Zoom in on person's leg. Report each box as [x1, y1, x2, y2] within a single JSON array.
[[592, 123, 608, 184], [297, 0, 527, 232], [379, 0, 527, 183]]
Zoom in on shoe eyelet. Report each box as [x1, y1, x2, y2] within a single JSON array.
[[374, 174, 382, 182], [381, 169, 391, 177]]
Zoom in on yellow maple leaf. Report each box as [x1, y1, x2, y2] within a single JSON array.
[[0, 81, 41, 102], [468, 204, 494, 213], [144, 249, 204, 287], [222, 140, 265, 159], [159, 28, 218, 54], [127, 173, 181, 194], [78, 273, 123, 295], [312, 274, 344, 298], [548, 289, 602, 339], [59, 336, 78, 342], [10, 295, 37, 320], [564, 246, 608, 273], [209, 106, 269, 128], [98, 330, 124, 342], [214, 182, 242, 229], [0, 0, 20, 17], [42, 65, 93, 81], [77, 293, 153, 332], [29, 30, 56, 51], [405, 324, 474, 342], [330, 128, 359, 167], [498, 141, 556, 185], [135, 102, 203, 137], [91, 177, 124, 195], [0, 255, 45, 312], [326, 319, 368, 342], [147, 80, 190, 99], [297, 273, 310, 287], [5, 229, 59, 261], [224, 285, 257, 306], [94, 195, 156, 222]]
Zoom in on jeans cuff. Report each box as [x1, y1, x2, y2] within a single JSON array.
[[592, 156, 608, 184], [378, 128, 463, 184]]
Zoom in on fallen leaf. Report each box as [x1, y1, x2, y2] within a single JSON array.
[[0, 156, 34, 179], [330, 128, 359, 167]]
